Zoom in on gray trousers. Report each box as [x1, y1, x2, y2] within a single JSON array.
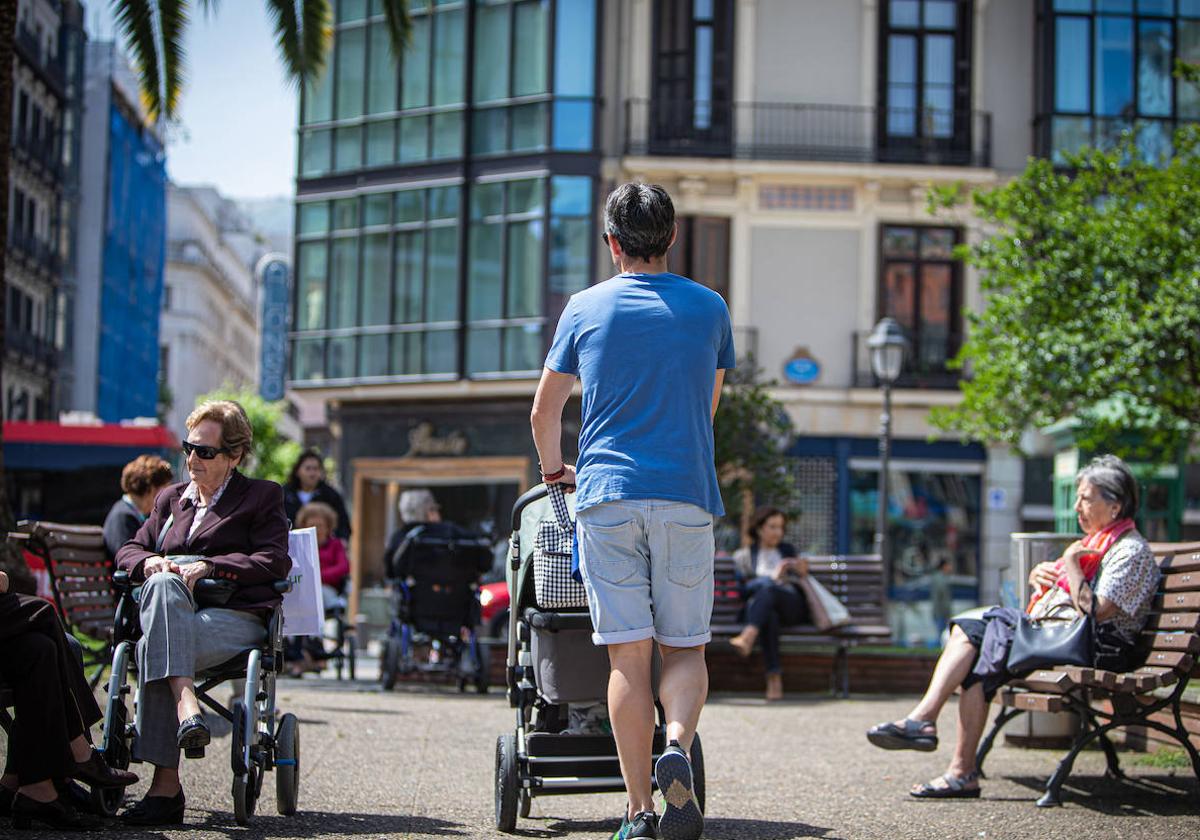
[[134, 573, 266, 768]]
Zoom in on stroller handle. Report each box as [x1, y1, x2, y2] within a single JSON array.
[[511, 484, 550, 532]]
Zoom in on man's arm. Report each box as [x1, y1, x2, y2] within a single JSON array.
[[531, 368, 578, 483], [711, 369, 727, 420]]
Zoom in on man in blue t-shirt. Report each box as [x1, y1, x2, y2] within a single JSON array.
[[531, 183, 734, 840]]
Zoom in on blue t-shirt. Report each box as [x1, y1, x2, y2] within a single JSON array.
[[545, 272, 735, 517]]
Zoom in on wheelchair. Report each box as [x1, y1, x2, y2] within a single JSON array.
[[379, 526, 493, 694], [98, 570, 300, 826]]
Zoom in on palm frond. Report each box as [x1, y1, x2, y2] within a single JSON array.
[[110, 0, 164, 119], [263, 0, 304, 79], [157, 0, 190, 119], [197, 0, 222, 16], [378, 0, 412, 55]]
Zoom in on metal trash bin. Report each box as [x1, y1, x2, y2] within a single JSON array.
[[1001, 533, 1081, 748]]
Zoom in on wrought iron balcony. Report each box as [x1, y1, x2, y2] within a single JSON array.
[[625, 99, 992, 168], [14, 23, 66, 95], [5, 329, 59, 369], [850, 329, 963, 391]]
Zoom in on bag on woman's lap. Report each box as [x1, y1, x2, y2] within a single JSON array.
[[532, 483, 588, 610], [1008, 593, 1095, 673]]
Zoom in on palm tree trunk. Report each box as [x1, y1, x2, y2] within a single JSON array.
[[0, 0, 34, 593]]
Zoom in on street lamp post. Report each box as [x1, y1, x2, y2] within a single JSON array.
[[867, 317, 908, 589]]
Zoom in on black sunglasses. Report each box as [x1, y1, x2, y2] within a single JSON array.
[[601, 232, 610, 245], [182, 440, 232, 460]]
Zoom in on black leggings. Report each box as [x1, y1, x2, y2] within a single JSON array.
[[743, 579, 810, 674], [0, 593, 102, 784]]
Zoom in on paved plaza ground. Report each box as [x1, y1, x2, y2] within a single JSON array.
[[5, 669, 1199, 840]]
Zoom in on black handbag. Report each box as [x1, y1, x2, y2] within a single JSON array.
[[1008, 584, 1095, 673]]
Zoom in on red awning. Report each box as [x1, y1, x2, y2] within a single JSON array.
[[3, 421, 180, 449]]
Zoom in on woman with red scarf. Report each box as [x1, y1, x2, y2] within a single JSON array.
[[865, 454, 1160, 800]]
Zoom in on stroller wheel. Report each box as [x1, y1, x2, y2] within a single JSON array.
[[518, 788, 531, 818], [381, 637, 399, 691], [494, 733, 519, 832]]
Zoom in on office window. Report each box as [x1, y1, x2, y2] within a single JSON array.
[[472, 0, 551, 156], [880, 0, 973, 151], [291, 187, 462, 382], [878, 224, 962, 380], [1042, 0, 1200, 161]]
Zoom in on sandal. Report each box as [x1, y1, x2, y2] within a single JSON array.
[[910, 771, 981, 799], [866, 718, 938, 752]]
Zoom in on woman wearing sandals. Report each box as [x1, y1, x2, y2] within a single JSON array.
[[866, 454, 1160, 799], [729, 506, 811, 701]]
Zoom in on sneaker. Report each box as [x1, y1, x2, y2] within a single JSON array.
[[655, 740, 703, 840], [612, 810, 658, 839]]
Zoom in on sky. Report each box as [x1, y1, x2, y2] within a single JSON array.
[[87, 3, 298, 200]]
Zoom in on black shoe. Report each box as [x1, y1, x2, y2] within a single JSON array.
[[120, 790, 185, 826], [612, 810, 658, 839], [11, 792, 102, 831], [655, 741, 703, 840], [177, 714, 211, 751], [0, 784, 14, 817], [55, 779, 101, 816], [71, 746, 139, 789]]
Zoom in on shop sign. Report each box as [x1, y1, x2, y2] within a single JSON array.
[[784, 346, 821, 385], [404, 422, 468, 457]]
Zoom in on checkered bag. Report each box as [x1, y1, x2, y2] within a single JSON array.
[[532, 482, 588, 609]]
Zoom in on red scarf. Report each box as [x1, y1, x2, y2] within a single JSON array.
[[1026, 518, 1135, 615]]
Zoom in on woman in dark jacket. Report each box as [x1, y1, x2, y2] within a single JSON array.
[[728, 506, 812, 701], [102, 455, 174, 558], [283, 451, 351, 541], [114, 401, 291, 826]]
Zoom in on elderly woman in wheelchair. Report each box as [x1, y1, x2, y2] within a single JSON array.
[[112, 401, 294, 826]]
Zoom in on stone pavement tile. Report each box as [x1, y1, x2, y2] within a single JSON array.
[[3, 681, 1198, 839]]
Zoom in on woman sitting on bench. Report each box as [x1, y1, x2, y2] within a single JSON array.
[[728, 506, 812, 701], [866, 454, 1160, 799], [114, 400, 291, 826]]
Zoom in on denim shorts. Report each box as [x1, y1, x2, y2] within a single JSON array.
[[576, 499, 715, 647]]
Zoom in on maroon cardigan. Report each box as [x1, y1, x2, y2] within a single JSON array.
[[115, 471, 292, 613]]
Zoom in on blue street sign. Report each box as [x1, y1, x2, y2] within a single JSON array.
[[259, 257, 291, 402]]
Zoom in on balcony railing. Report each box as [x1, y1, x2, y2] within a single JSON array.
[[8, 227, 63, 276], [12, 128, 63, 181], [625, 99, 992, 168], [850, 329, 963, 391]]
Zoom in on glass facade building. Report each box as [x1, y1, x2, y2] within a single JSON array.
[[1039, 0, 1200, 160], [291, 0, 599, 384]]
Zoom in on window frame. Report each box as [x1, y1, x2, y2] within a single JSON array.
[[1036, 0, 1200, 160], [875, 222, 964, 388]]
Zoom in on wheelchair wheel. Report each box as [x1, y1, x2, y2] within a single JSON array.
[[381, 635, 399, 691], [276, 713, 300, 815], [690, 732, 706, 814], [232, 765, 259, 826], [494, 733, 519, 832], [518, 788, 531, 818], [92, 783, 125, 817], [346, 634, 357, 681]]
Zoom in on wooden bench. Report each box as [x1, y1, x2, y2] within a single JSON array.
[[711, 554, 892, 696], [976, 541, 1200, 806], [8, 521, 115, 688]]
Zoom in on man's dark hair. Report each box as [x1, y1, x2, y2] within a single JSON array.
[[604, 183, 676, 261]]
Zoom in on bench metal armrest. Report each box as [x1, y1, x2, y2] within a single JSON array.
[[273, 579, 292, 595]]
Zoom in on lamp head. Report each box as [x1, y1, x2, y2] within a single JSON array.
[[867, 317, 908, 384]]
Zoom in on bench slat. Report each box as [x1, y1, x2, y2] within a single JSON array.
[[1018, 670, 1077, 692], [1162, 571, 1200, 592], [1147, 612, 1200, 631], [55, 579, 113, 595], [45, 562, 110, 579], [1142, 650, 1194, 673], [48, 548, 108, 566], [1138, 631, 1200, 654], [999, 689, 1065, 713], [1154, 592, 1200, 611], [1159, 554, 1200, 574]]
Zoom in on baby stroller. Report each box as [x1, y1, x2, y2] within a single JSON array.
[[379, 523, 493, 693], [494, 485, 706, 832]]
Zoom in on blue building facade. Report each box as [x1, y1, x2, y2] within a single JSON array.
[[93, 95, 166, 421]]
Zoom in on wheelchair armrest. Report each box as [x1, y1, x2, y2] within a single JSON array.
[[112, 570, 132, 591], [273, 579, 292, 594]]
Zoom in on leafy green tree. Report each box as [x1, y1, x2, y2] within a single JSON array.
[[197, 387, 301, 486], [713, 361, 796, 533], [929, 125, 1200, 459]]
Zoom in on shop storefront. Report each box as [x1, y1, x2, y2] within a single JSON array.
[[789, 436, 987, 647]]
